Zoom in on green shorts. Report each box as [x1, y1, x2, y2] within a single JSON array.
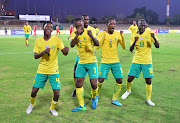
[[25, 34, 29, 38], [33, 73, 61, 89], [74, 55, 79, 67], [98, 62, 124, 79], [128, 63, 154, 78], [75, 62, 98, 79]]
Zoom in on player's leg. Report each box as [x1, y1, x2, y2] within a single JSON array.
[[26, 73, 47, 114], [111, 63, 123, 106], [87, 62, 98, 109], [48, 74, 61, 116], [72, 64, 87, 112], [121, 63, 141, 99], [97, 63, 110, 96], [72, 55, 79, 97], [142, 64, 155, 106]]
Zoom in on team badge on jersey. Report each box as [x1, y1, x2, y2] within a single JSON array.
[[52, 46, 55, 49], [84, 37, 87, 41], [115, 38, 117, 41], [140, 38, 143, 40], [145, 37, 148, 39], [79, 39, 82, 41], [109, 39, 112, 41]]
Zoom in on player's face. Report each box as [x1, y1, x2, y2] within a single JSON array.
[[75, 20, 84, 34], [138, 21, 146, 34], [43, 23, 53, 36], [83, 16, 89, 27], [26, 22, 28, 25], [107, 19, 116, 34], [133, 21, 136, 25]]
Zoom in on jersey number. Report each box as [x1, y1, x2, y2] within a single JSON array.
[[109, 42, 112, 48], [93, 67, 96, 74], [140, 42, 144, 47], [79, 43, 82, 48]]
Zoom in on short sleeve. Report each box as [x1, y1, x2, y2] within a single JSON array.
[[57, 38, 65, 50], [33, 39, 40, 53], [70, 32, 76, 40]]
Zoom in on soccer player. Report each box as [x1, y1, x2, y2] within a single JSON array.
[[128, 20, 138, 34], [68, 24, 74, 40], [70, 18, 99, 112], [26, 21, 69, 116], [72, 14, 96, 97], [96, 17, 126, 106], [121, 19, 159, 106], [56, 25, 60, 37], [23, 22, 32, 46], [33, 25, 37, 38], [93, 24, 100, 36]]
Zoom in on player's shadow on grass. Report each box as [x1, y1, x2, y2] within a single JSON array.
[[35, 91, 53, 109]]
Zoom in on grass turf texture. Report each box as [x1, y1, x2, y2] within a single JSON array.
[[0, 33, 180, 122]]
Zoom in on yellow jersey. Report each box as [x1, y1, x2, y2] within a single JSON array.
[[128, 24, 138, 34], [130, 29, 159, 64], [23, 25, 32, 34], [72, 25, 96, 55], [95, 28, 100, 36], [33, 35, 65, 74], [97, 31, 126, 63], [71, 28, 97, 64]]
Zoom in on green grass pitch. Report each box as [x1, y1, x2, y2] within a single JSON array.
[[0, 33, 180, 122]]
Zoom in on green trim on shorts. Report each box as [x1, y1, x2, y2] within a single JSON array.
[[25, 34, 29, 38], [98, 62, 124, 79], [33, 73, 61, 89], [75, 62, 98, 79], [128, 63, 154, 78]]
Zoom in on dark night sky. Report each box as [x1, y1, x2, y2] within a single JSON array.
[[6, 0, 180, 22]]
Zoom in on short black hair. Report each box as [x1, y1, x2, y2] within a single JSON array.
[[43, 21, 53, 28], [74, 18, 81, 23], [137, 19, 146, 26], [82, 14, 88, 20], [107, 17, 115, 24]]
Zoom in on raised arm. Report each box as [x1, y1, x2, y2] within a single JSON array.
[[119, 31, 126, 49], [96, 31, 105, 49], [70, 35, 78, 48], [130, 37, 139, 52], [151, 33, 159, 48], [87, 30, 99, 46]]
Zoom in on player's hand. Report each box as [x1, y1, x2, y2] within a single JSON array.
[[87, 30, 93, 37], [135, 37, 139, 43], [64, 46, 69, 52], [150, 33, 155, 39], [45, 47, 51, 54], [120, 31, 123, 34]]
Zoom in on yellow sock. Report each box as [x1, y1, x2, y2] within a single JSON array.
[[127, 81, 133, 92], [91, 87, 98, 99], [97, 81, 103, 95], [30, 96, 36, 105], [73, 78, 76, 87], [76, 87, 84, 107], [50, 99, 58, 109], [146, 84, 152, 100], [26, 40, 28, 45], [112, 83, 122, 101]]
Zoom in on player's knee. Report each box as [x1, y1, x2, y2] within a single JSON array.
[[116, 78, 122, 84], [145, 78, 151, 85], [127, 76, 134, 82], [91, 84, 97, 90], [98, 78, 104, 83]]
